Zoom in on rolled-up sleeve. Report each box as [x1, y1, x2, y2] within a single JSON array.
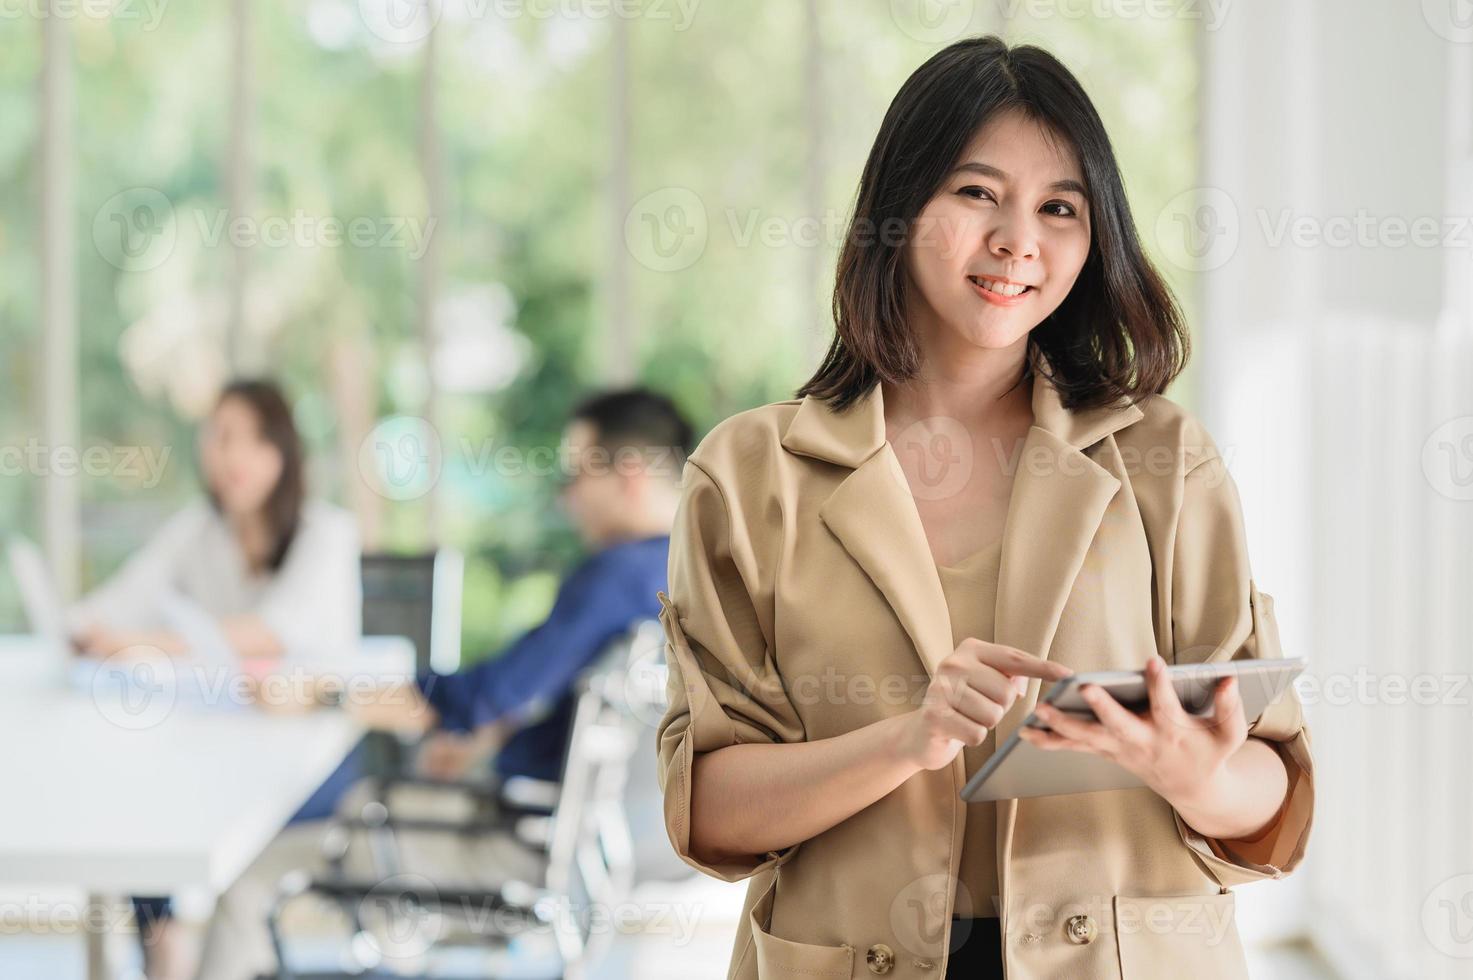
[[655, 459, 804, 883], [1166, 452, 1315, 887]]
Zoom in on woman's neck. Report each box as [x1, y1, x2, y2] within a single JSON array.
[[883, 340, 1032, 432], [228, 510, 273, 574]]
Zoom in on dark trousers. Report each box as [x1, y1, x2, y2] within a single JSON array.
[[945, 916, 1004, 978]]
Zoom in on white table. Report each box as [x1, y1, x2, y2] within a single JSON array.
[[0, 635, 415, 979]]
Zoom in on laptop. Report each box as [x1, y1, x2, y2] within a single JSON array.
[[6, 535, 77, 685], [6, 535, 242, 704]]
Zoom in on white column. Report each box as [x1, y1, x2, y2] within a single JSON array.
[[417, 20, 443, 542], [40, 3, 78, 602], [603, 13, 633, 385], [1198, 3, 1465, 975], [802, 0, 827, 369], [227, 0, 255, 372]]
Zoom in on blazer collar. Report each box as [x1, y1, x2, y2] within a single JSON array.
[[780, 353, 1145, 466], [779, 352, 1148, 926]]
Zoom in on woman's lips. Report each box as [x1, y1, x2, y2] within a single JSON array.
[[968, 276, 1035, 307]]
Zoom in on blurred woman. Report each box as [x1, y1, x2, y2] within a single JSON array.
[[70, 378, 361, 980], [71, 378, 360, 665]]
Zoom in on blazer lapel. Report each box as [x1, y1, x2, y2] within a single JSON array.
[[819, 448, 957, 680], [782, 356, 1146, 922], [989, 368, 1143, 924], [781, 359, 1143, 687]]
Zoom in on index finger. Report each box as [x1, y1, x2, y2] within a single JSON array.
[[980, 645, 1075, 681]]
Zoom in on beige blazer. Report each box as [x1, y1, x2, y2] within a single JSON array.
[[655, 359, 1315, 980]]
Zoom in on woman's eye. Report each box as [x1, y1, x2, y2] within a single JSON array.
[[959, 185, 994, 202], [1041, 200, 1079, 217]]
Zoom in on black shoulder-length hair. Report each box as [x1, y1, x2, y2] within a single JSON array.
[[204, 379, 306, 572], [796, 34, 1188, 412]]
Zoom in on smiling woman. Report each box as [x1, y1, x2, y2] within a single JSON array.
[[799, 37, 1188, 416], [656, 34, 1312, 980]]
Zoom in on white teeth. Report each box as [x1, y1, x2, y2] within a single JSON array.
[[972, 277, 1029, 297]]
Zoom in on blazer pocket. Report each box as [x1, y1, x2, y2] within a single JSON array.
[[748, 873, 855, 978], [1112, 891, 1250, 980]]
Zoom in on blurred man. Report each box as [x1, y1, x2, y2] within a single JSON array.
[[191, 387, 693, 980]]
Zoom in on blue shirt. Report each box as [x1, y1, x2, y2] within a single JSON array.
[[417, 534, 670, 782]]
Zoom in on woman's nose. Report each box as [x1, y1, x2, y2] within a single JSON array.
[[988, 214, 1040, 260]]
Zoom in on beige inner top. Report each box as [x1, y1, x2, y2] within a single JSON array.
[[933, 535, 1005, 919]]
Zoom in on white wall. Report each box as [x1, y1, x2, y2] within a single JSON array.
[[1197, 3, 1473, 977]]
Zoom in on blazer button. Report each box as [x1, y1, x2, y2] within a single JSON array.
[[865, 943, 895, 974], [1065, 914, 1098, 945]]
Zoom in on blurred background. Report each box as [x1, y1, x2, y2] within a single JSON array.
[[3, 0, 1472, 978]]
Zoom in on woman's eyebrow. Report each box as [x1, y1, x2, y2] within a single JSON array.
[[951, 160, 1087, 196]]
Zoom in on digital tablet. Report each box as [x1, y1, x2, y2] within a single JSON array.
[[960, 657, 1307, 802]]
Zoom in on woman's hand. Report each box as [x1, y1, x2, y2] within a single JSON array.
[[901, 638, 1074, 771], [1018, 653, 1247, 806], [71, 625, 187, 658]]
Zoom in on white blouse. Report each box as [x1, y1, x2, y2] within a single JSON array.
[[69, 499, 362, 664]]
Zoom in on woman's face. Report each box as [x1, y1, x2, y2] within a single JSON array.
[[200, 396, 283, 518], [903, 108, 1092, 357]]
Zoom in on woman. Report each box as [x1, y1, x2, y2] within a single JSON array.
[[654, 37, 1314, 980], [71, 379, 361, 665], [70, 379, 361, 980]]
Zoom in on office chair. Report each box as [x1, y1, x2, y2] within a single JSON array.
[[358, 550, 464, 782], [259, 617, 673, 980]]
